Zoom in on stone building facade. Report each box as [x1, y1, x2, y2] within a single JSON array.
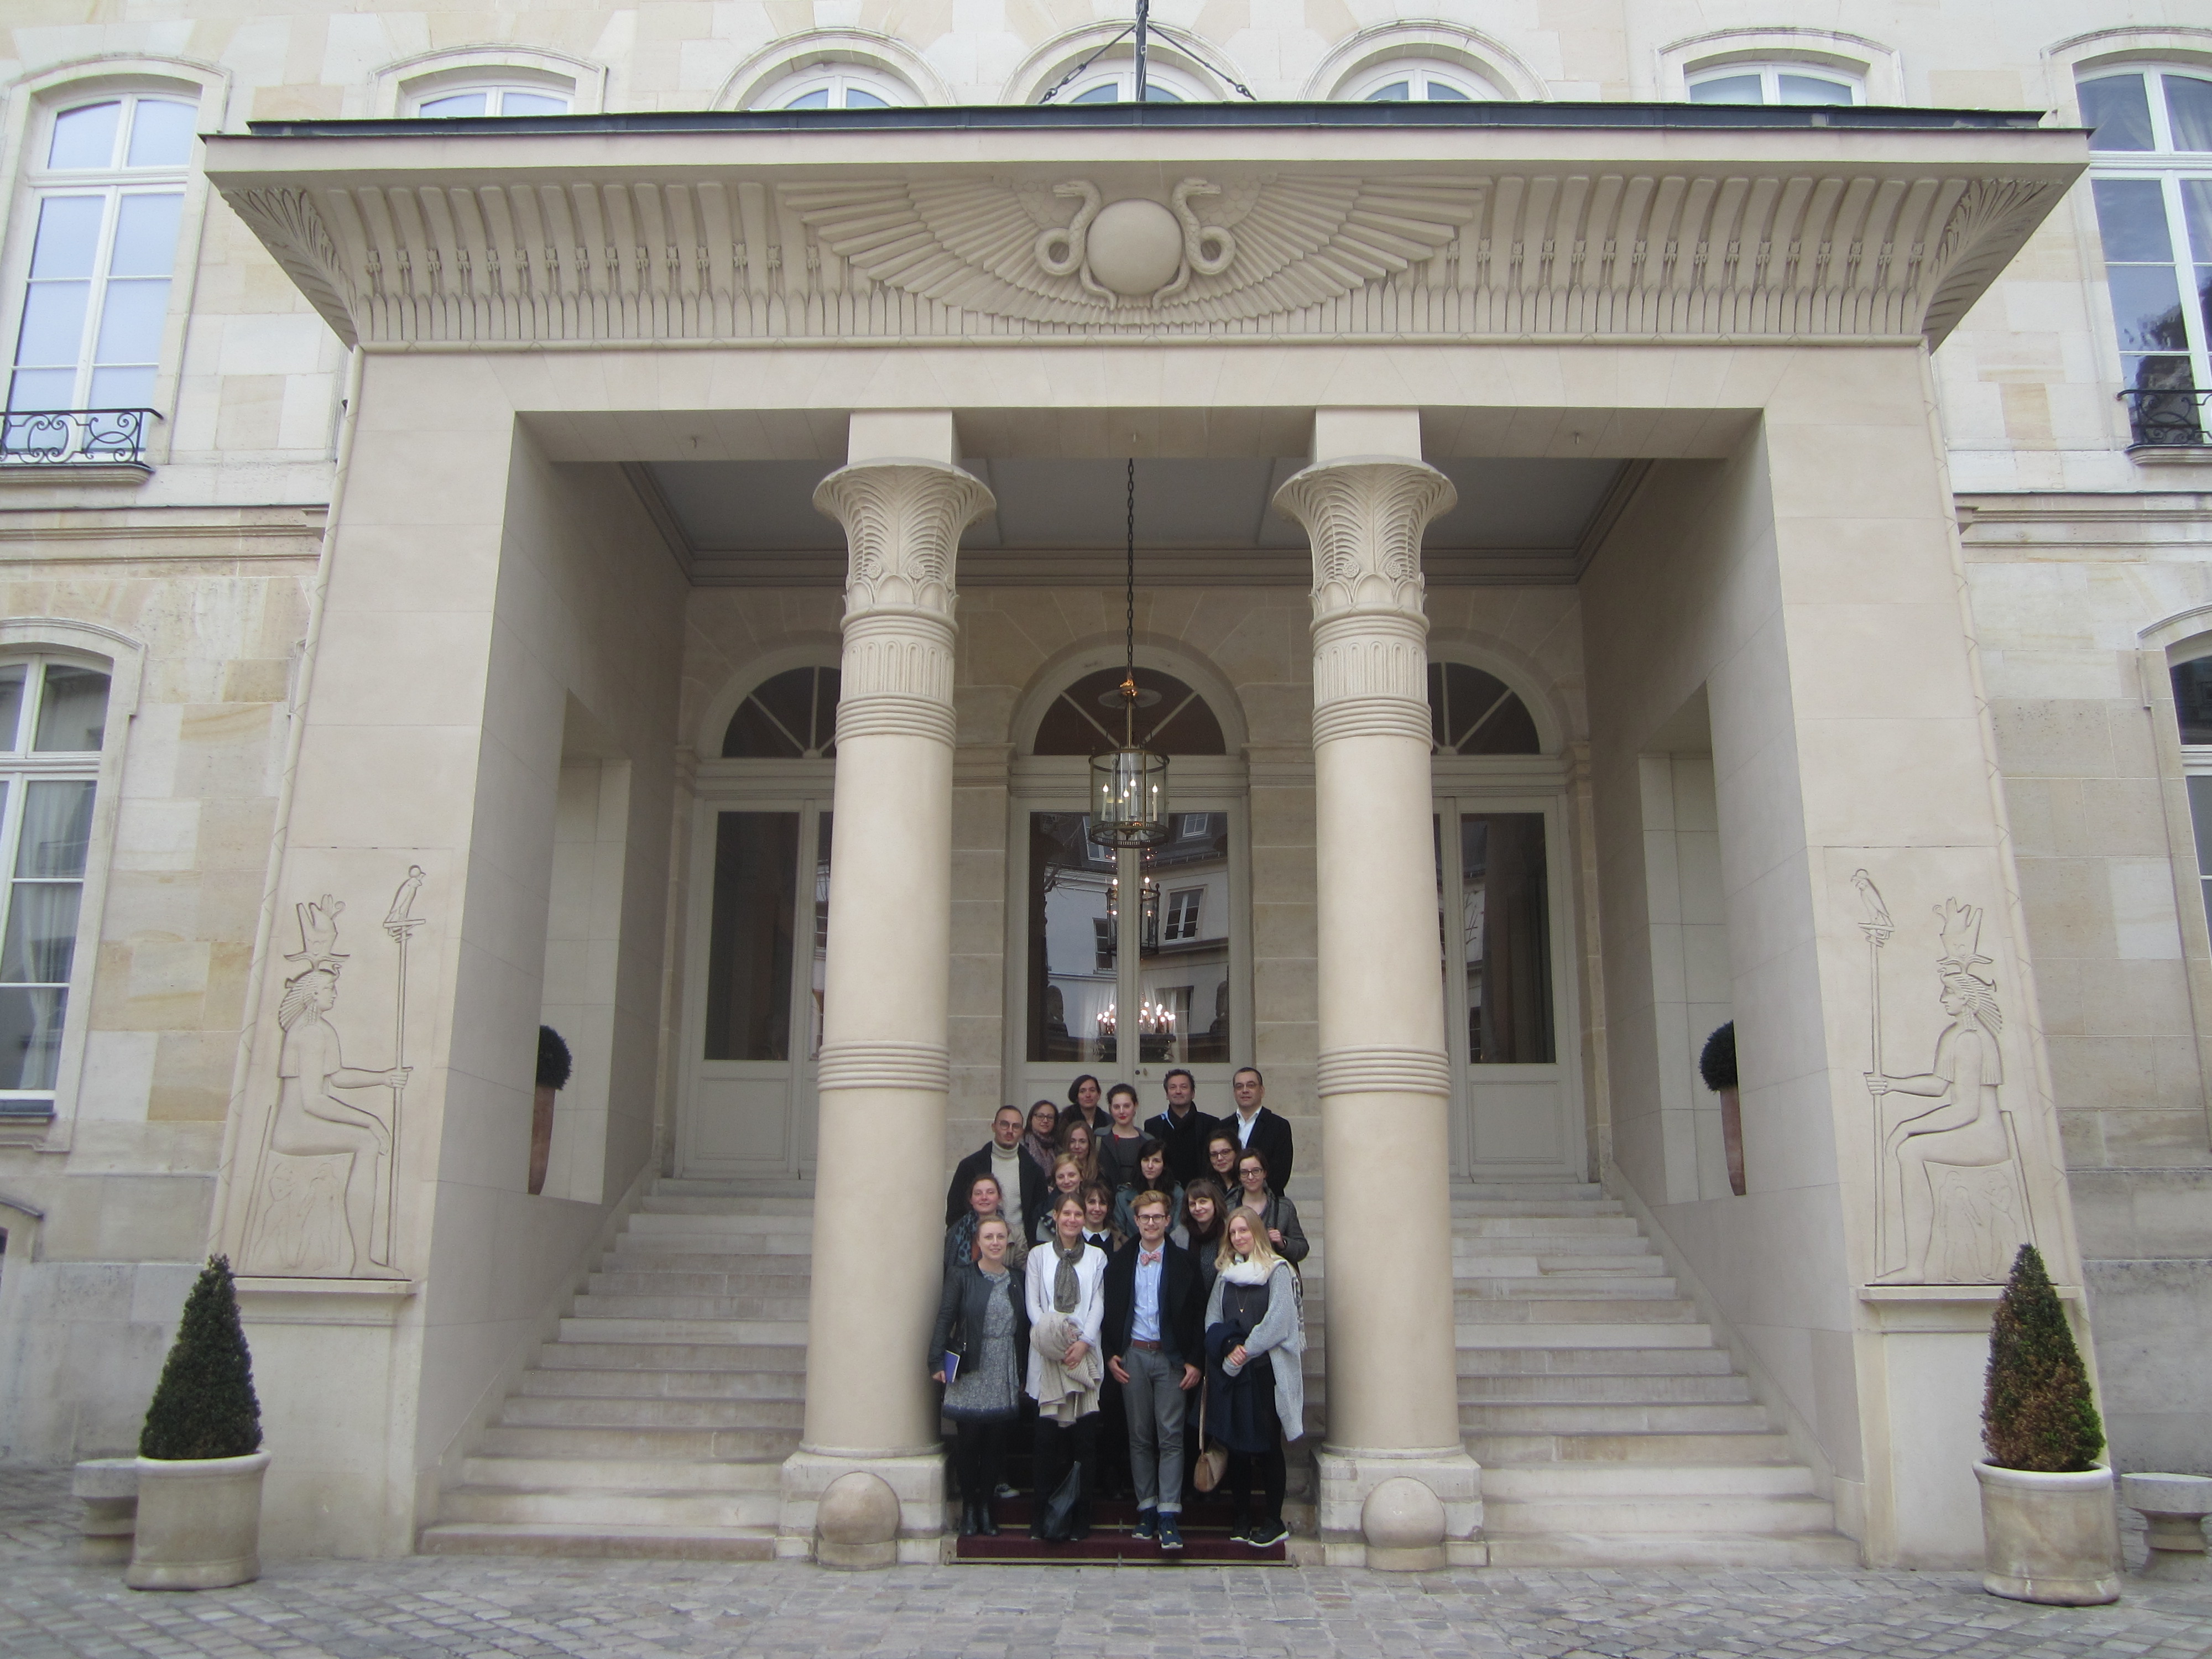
[[0, 0, 2205, 1572]]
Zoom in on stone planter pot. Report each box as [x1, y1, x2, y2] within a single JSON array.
[[529, 1083, 557, 1196], [125, 1449, 271, 1590], [1975, 1462, 2121, 1605]]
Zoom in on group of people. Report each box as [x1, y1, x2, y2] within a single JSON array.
[[929, 1067, 1307, 1550]]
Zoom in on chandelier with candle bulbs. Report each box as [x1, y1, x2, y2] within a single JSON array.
[[1089, 457, 1171, 848]]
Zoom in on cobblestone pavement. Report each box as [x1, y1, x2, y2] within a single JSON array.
[[6, 1468, 2209, 1659]]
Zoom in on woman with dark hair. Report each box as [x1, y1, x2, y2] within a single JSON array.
[[1020, 1099, 1061, 1183], [1098, 1082, 1147, 1192], [1204, 1130, 1241, 1196], [945, 1172, 1025, 1276], [931, 1215, 1026, 1536], [1063, 1073, 1105, 1137], [1231, 1149, 1308, 1265], [1180, 1177, 1228, 1301], [1203, 1208, 1306, 1548], [1111, 1138, 1182, 1239]]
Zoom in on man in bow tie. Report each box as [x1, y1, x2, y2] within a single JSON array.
[[1103, 1189, 1203, 1551]]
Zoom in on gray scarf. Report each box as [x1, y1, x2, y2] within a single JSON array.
[[1052, 1238, 1085, 1312]]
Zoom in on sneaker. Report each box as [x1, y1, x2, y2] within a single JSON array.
[[1244, 1518, 1290, 1549], [1132, 1509, 1158, 1542], [1225, 1515, 1252, 1544], [994, 1483, 1018, 1500], [1159, 1516, 1185, 1552]]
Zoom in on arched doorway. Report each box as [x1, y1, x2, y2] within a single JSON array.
[[677, 662, 838, 1180], [1006, 658, 1251, 1117], [1429, 657, 1585, 1181]]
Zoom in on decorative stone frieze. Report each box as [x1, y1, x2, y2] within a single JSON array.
[[210, 147, 2075, 349]]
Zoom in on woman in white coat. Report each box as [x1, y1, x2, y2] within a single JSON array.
[[1024, 1190, 1106, 1541]]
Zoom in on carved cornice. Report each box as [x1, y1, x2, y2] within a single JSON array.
[[209, 142, 2077, 349]]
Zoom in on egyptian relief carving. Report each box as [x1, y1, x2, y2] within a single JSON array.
[[241, 867, 427, 1279], [1854, 872, 2034, 1284]]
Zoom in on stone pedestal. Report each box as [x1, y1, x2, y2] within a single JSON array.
[[779, 413, 994, 1564], [73, 1458, 139, 1565], [1276, 411, 1483, 1568], [2121, 1473, 2212, 1582]]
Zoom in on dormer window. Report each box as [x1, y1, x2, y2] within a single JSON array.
[[1343, 61, 1493, 102], [1687, 65, 1861, 106], [409, 84, 571, 118]]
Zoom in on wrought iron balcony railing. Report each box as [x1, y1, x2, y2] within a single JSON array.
[[2120, 387, 2210, 450], [0, 408, 159, 469]]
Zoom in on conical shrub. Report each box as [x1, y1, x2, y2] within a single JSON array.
[[139, 1255, 263, 1462], [1981, 1243, 2103, 1473]]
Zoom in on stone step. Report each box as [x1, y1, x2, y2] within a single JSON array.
[[1482, 1531, 1863, 1568], [624, 1212, 815, 1237], [556, 1316, 808, 1345], [519, 1368, 805, 1402], [501, 1395, 805, 1431], [1482, 1462, 1818, 1500], [649, 1177, 813, 1201], [589, 1269, 812, 1296], [1450, 1255, 1666, 1277], [609, 1235, 816, 1260], [1459, 1372, 1752, 1404], [536, 1342, 807, 1371], [1458, 1345, 1736, 1376], [1455, 1322, 1715, 1348], [1468, 1429, 1798, 1464], [1483, 1493, 1840, 1536], [473, 1421, 802, 1462], [439, 1484, 781, 1528], [1459, 1401, 1770, 1434], [1454, 1216, 1643, 1237], [1454, 1297, 1702, 1323], [1452, 1276, 1679, 1300], [419, 1520, 777, 1561], [640, 1193, 815, 1216], [571, 1292, 816, 1320], [1451, 1200, 1626, 1218]]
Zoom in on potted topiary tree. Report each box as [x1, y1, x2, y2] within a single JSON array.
[[127, 1255, 270, 1590], [1697, 1021, 1745, 1196], [531, 1025, 571, 1197], [1975, 1243, 2120, 1605]]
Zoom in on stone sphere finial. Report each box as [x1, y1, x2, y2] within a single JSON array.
[[1362, 1475, 1447, 1571], [816, 1470, 900, 1569]]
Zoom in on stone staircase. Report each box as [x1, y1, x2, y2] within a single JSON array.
[[1446, 1182, 1857, 1567], [418, 1185, 810, 1559]]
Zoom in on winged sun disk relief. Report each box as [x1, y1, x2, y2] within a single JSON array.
[[785, 175, 1480, 320]]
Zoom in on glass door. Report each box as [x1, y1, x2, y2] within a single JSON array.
[[681, 802, 830, 1178], [1436, 797, 1580, 1179]]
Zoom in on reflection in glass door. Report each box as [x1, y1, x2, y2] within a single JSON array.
[[685, 805, 830, 1177], [1437, 803, 1575, 1177]]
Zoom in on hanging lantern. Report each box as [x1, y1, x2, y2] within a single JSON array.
[[1090, 458, 1172, 848]]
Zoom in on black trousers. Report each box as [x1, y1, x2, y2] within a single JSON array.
[[1030, 1412, 1099, 1533], [952, 1417, 1009, 1503], [1228, 1444, 1286, 1525]]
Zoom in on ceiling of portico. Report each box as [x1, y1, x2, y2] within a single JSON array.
[[633, 455, 1635, 586]]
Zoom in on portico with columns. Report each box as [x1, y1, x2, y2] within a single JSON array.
[[185, 101, 2102, 1569]]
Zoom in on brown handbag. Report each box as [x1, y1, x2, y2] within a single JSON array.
[[1191, 1379, 1228, 1493]]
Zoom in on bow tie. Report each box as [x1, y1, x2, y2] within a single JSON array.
[[1141, 1249, 1162, 1266]]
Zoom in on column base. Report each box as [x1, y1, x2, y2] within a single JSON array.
[[778, 1449, 946, 1567], [1316, 1446, 1486, 1570]]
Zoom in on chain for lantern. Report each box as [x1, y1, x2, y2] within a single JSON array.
[[1088, 456, 1171, 847]]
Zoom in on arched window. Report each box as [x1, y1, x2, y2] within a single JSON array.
[[0, 654, 111, 1123], [755, 66, 908, 109], [411, 84, 571, 117], [2078, 67, 2212, 446], [1343, 60, 1495, 102], [1427, 661, 1542, 756], [1051, 59, 1215, 105], [1029, 666, 1226, 756], [2173, 649, 2212, 930], [721, 665, 841, 758], [5, 92, 194, 457], [1687, 64, 1862, 106]]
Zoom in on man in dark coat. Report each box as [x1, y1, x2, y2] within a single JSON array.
[[1143, 1067, 1217, 1187], [945, 1104, 1047, 1244], [1103, 1187, 1205, 1551], [1223, 1066, 1294, 1194]]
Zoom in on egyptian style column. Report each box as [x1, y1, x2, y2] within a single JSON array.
[[1274, 409, 1483, 1569], [779, 412, 994, 1567]]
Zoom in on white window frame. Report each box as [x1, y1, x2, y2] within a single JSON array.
[[0, 67, 223, 471], [2075, 66, 2212, 445], [1055, 58, 1217, 105], [1164, 886, 1202, 943], [373, 49, 603, 118], [1340, 60, 1496, 103], [1305, 23, 1544, 102], [1684, 63, 1865, 106], [0, 620, 140, 1149], [752, 65, 911, 111], [1655, 29, 1897, 105], [407, 84, 572, 119]]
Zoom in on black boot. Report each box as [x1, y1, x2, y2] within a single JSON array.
[[978, 1497, 1000, 1537], [959, 1499, 980, 1537]]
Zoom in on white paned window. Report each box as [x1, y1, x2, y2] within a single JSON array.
[[765, 69, 904, 109], [1164, 888, 1202, 943], [1344, 61, 1492, 102], [0, 657, 110, 1120], [2172, 654, 2212, 936], [411, 85, 571, 117], [1687, 65, 1861, 106], [1058, 61, 1211, 104], [2078, 69, 2212, 446], [7, 95, 192, 425]]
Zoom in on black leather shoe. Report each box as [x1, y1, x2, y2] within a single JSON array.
[[978, 1500, 1000, 1537], [958, 1500, 980, 1537]]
